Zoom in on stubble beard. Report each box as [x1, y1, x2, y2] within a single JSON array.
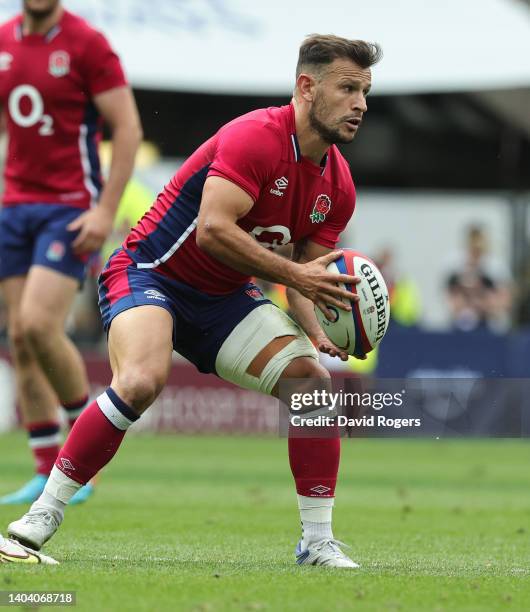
[[24, 1, 59, 20], [308, 93, 354, 145]]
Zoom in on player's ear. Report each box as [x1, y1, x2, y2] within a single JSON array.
[[296, 73, 316, 102]]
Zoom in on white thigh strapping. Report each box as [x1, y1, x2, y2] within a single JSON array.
[[215, 304, 318, 395]]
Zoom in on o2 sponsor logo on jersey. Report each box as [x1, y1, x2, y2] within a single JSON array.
[[309, 194, 332, 223], [249, 225, 291, 250], [46, 241, 65, 262], [8, 84, 54, 136], [49, 51, 70, 78]]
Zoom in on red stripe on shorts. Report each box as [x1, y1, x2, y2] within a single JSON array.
[[100, 249, 134, 305]]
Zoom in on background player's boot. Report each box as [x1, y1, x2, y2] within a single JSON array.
[[295, 539, 360, 568], [0, 535, 59, 565], [8, 506, 62, 551], [0, 474, 47, 505]]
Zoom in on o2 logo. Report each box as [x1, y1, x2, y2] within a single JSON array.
[[8, 85, 54, 136], [249, 225, 291, 250]]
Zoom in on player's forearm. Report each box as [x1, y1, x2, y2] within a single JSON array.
[[196, 221, 299, 286], [287, 287, 326, 340], [97, 122, 142, 218]]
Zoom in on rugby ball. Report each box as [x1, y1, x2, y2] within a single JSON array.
[[314, 249, 390, 357]]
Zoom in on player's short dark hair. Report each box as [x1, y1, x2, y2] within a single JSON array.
[[296, 34, 382, 78]]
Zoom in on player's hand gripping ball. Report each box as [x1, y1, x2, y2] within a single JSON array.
[[315, 249, 390, 358]]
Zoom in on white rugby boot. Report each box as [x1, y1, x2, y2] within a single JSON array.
[[0, 534, 59, 565], [295, 538, 360, 568], [8, 506, 62, 551]]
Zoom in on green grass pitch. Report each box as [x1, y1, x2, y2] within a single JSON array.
[[1, 432, 529, 611]]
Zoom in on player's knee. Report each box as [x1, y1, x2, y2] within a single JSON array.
[[7, 319, 32, 363], [19, 314, 54, 351], [271, 357, 331, 400], [279, 358, 335, 417], [113, 367, 166, 413]]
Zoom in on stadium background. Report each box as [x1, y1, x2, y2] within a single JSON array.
[[1, 0, 529, 433], [1, 1, 529, 609]]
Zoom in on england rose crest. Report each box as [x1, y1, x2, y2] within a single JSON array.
[[46, 241, 65, 262], [310, 194, 332, 223], [49, 51, 70, 78]]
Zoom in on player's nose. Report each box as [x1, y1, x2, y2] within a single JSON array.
[[352, 93, 367, 113]]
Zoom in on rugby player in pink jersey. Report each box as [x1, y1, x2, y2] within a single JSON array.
[[0, 0, 142, 505], [6, 34, 380, 568]]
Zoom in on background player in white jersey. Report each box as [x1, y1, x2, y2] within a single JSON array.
[[0, 0, 142, 504], [7, 34, 381, 568]]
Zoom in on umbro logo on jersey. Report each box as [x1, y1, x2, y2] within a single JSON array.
[[144, 289, 166, 302], [270, 176, 288, 197], [0, 52, 13, 71], [60, 458, 75, 472]]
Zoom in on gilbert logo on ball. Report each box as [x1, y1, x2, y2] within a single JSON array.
[[314, 249, 390, 358]]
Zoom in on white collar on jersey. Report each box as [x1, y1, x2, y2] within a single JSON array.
[[15, 21, 61, 42]]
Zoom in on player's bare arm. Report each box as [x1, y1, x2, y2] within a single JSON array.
[[197, 176, 359, 314], [287, 238, 352, 361], [68, 86, 142, 254]]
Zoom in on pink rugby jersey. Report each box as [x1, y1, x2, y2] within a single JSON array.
[[124, 104, 356, 295], [0, 9, 127, 208]]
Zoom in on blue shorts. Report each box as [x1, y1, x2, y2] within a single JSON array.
[[98, 248, 273, 374], [0, 204, 89, 283]]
